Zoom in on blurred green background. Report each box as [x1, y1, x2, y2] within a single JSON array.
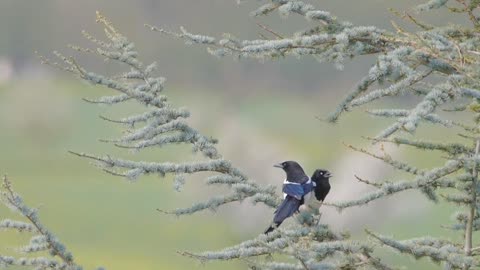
[[0, 1, 473, 269]]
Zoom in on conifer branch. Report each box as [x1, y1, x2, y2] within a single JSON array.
[[330, 160, 461, 210], [366, 229, 477, 269], [175, 223, 384, 269], [149, 1, 477, 132], [367, 137, 472, 156], [41, 12, 280, 217], [0, 176, 85, 270], [344, 142, 425, 175]]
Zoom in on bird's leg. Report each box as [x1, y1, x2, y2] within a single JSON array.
[[311, 201, 324, 226]]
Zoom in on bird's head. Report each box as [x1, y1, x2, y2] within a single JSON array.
[[311, 169, 332, 183], [274, 161, 307, 182]]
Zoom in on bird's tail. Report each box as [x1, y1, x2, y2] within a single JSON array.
[[264, 222, 281, 234], [264, 226, 275, 234]]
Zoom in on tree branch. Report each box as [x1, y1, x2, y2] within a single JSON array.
[[464, 138, 480, 263]]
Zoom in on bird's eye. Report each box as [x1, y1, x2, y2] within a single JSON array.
[[320, 172, 323, 175]]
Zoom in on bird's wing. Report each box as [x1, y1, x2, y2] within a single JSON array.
[[302, 180, 315, 194], [273, 196, 302, 224], [282, 183, 304, 200]]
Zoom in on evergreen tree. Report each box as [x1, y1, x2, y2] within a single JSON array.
[[145, 1, 480, 268], [3, 0, 480, 269]]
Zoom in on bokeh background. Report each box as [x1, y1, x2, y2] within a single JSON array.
[[0, 1, 471, 269]]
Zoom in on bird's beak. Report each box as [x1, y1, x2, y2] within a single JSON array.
[[325, 172, 332, 178], [273, 163, 284, 169]]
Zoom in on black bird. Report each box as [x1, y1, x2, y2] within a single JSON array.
[[264, 161, 313, 234], [300, 169, 331, 211], [311, 169, 332, 202]]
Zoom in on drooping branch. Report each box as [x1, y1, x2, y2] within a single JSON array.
[[41, 12, 281, 217]]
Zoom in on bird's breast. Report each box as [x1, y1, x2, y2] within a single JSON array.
[[299, 190, 322, 212]]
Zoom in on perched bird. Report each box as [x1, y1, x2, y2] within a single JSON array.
[[264, 161, 315, 234], [311, 169, 332, 202], [299, 169, 332, 212]]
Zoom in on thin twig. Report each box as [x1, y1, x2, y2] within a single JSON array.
[[354, 175, 382, 188], [296, 256, 310, 270], [255, 22, 284, 39]]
